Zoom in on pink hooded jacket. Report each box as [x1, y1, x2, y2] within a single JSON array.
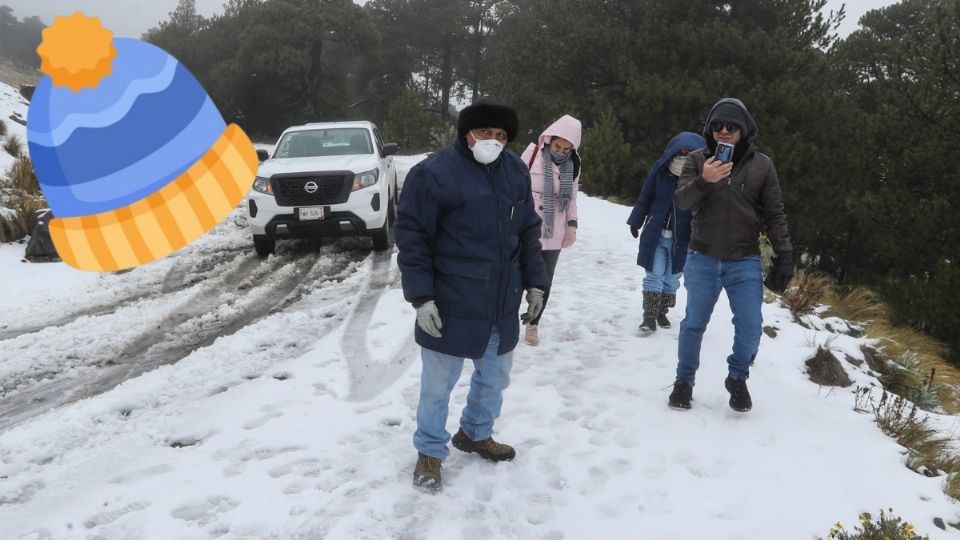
[[520, 115, 582, 251]]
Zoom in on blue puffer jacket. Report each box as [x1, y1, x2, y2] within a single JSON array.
[[627, 132, 706, 274], [396, 139, 548, 358]]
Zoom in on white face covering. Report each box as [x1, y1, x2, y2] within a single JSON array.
[[668, 155, 687, 176], [471, 138, 504, 164]]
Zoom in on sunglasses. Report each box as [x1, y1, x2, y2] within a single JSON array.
[[710, 121, 741, 133]]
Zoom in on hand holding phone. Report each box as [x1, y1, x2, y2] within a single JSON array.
[[702, 155, 734, 183], [715, 142, 735, 163]]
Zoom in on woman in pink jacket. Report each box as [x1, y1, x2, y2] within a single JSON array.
[[519, 115, 582, 346]]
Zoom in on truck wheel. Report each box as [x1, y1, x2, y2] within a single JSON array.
[[371, 197, 395, 252], [253, 234, 275, 258]]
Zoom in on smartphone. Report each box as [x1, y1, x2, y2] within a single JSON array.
[[715, 142, 735, 164]]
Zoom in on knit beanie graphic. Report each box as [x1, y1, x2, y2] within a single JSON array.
[[27, 13, 258, 272]]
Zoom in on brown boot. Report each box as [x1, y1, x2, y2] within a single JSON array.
[[524, 324, 539, 346], [413, 452, 442, 491], [452, 428, 516, 462]]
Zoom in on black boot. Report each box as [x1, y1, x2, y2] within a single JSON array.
[[725, 377, 753, 412], [658, 293, 676, 328], [668, 379, 693, 409], [639, 291, 662, 335]]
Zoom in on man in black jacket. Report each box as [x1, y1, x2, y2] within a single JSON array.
[[395, 97, 548, 491], [668, 98, 794, 412]]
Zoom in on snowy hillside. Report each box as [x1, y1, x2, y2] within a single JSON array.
[[0, 80, 29, 174], [0, 182, 959, 538]]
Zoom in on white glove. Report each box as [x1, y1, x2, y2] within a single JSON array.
[[416, 300, 443, 338]]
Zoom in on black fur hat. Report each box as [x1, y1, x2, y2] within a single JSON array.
[[457, 96, 519, 143]]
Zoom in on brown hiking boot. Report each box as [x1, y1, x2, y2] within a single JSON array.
[[413, 452, 442, 491], [451, 428, 516, 462]]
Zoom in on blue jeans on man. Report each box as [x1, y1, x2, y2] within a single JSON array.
[[642, 231, 681, 294], [677, 249, 763, 384], [414, 327, 513, 459]]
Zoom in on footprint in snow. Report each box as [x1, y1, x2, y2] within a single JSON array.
[[242, 411, 283, 430], [171, 495, 239, 526], [83, 501, 151, 529], [107, 464, 173, 484], [268, 457, 324, 478]]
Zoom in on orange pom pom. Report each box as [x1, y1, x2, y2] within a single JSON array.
[[36, 12, 116, 92]]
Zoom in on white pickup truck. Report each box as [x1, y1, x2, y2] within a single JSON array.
[[246, 121, 399, 257]]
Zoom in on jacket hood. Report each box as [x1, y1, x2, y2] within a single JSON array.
[[703, 97, 759, 143], [644, 131, 706, 184], [536, 115, 582, 149]]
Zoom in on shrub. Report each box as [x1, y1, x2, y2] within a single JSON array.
[[943, 456, 960, 502], [3, 134, 23, 158], [782, 272, 835, 316], [0, 157, 45, 243], [829, 289, 960, 414], [0, 192, 44, 243], [8, 157, 39, 195], [0, 118, 7, 138], [825, 509, 929, 539], [870, 391, 952, 476]]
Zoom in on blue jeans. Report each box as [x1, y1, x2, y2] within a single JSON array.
[[642, 232, 681, 294], [414, 327, 513, 459], [676, 250, 763, 385]]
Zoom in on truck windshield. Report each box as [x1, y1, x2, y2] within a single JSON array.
[[274, 128, 374, 158]]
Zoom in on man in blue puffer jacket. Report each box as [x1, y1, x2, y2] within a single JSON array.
[[396, 96, 548, 491]]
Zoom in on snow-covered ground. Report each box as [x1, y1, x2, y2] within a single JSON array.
[[1, 174, 958, 539]]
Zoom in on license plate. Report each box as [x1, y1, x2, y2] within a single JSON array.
[[299, 207, 324, 221]]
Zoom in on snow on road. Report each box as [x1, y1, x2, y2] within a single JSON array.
[[0, 180, 958, 538]]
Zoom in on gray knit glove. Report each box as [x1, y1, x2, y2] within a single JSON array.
[[523, 288, 545, 322], [416, 300, 443, 338]]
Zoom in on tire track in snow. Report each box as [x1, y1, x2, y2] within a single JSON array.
[[341, 251, 417, 401], [0, 249, 249, 342], [0, 244, 366, 431]]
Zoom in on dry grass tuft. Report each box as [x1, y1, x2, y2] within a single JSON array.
[[8, 157, 39, 195], [870, 391, 954, 480], [3, 134, 23, 158], [942, 456, 960, 502], [0, 193, 44, 242], [806, 346, 853, 387], [782, 272, 836, 316], [1, 158, 46, 243], [828, 288, 960, 414], [824, 287, 891, 324]]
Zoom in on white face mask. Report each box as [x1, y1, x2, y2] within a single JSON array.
[[669, 155, 687, 176], [471, 138, 504, 164]]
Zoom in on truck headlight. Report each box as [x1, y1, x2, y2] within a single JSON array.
[[352, 169, 378, 191], [252, 176, 273, 195]]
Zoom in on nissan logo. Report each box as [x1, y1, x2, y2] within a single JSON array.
[[304, 181, 319, 194]]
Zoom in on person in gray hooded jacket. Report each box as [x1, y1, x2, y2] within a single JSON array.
[[668, 97, 794, 413]]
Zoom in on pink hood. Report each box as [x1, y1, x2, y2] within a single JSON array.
[[536, 114, 582, 150], [521, 114, 583, 251]]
